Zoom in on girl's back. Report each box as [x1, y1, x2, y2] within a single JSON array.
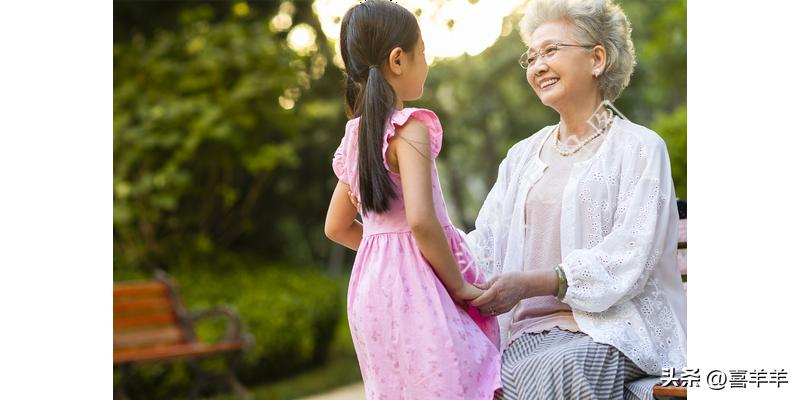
[[333, 108, 451, 237]]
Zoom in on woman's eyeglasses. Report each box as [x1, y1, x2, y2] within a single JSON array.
[[518, 43, 596, 69]]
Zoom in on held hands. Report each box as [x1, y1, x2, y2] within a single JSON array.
[[450, 282, 485, 310], [470, 272, 530, 317], [453, 282, 484, 301]]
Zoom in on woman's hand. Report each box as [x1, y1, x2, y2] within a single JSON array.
[[471, 272, 532, 316]]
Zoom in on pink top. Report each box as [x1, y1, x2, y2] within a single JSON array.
[[332, 108, 501, 399], [507, 125, 606, 343]]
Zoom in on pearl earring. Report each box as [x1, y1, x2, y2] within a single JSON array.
[[593, 70, 600, 77]]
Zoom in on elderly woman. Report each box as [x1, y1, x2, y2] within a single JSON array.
[[466, 0, 687, 398]]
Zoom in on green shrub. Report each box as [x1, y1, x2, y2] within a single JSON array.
[[650, 105, 687, 200], [173, 255, 342, 381]]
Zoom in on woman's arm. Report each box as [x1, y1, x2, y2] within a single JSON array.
[[324, 181, 363, 251], [392, 119, 482, 302], [560, 137, 677, 313], [471, 270, 559, 315]]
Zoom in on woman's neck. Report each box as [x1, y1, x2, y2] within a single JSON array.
[[557, 93, 604, 141]]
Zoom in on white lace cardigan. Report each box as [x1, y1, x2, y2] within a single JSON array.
[[462, 116, 687, 375]]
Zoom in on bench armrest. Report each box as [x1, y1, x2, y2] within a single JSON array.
[[186, 306, 254, 349]]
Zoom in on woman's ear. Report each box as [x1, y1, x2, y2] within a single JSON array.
[[591, 45, 607, 77], [387, 47, 403, 76]]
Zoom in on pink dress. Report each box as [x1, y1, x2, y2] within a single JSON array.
[[332, 108, 502, 400]]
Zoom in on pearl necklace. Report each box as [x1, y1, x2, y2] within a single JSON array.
[[552, 114, 613, 157]]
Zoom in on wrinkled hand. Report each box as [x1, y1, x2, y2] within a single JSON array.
[[471, 272, 528, 316]]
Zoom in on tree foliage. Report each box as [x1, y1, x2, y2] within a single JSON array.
[[114, 0, 686, 270]]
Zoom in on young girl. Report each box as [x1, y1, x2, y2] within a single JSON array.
[[324, 1, 501, 399]]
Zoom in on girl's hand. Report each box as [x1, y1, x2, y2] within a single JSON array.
[[453, 282, 484, 301], [450, 282, 484, 310]]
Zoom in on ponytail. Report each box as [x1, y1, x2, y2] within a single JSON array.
[[357, 66, 397, 214], [339, 1, 419, 214]]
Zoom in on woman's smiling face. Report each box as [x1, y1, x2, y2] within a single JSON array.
[[525, 20, 597, 110]]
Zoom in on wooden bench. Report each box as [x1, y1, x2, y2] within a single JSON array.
[[652, 199, 688, 399], [114, 270, 253, 400]]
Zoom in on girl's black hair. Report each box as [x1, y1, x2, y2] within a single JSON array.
[[340, 0, 420, 214]]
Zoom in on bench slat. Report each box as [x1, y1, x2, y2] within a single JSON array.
[[114, 326, 186, 349], [653, 384, 687, 398], [114, 297, 172, 315], [114, 342, 243, 364], [114, 281, 168, 298], [114, 312, 176, 330]]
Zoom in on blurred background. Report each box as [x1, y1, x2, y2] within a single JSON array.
[[113, 0, 686, 398]]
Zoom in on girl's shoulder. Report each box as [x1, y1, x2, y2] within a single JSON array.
[[387, 107, 444, 158], [345, 108, 442, 137], [390, 107, 442, 130], [392, 107, 439, 126]]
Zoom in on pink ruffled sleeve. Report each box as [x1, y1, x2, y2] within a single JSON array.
[[332, 120, 355, 183], [332, 138, 346, 182], [382, 108, 443, 171]]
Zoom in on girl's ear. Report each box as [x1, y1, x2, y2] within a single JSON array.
[[387, 47, 403, 76]]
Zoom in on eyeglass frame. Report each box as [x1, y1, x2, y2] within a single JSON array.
[[518, 42, 597, 69]]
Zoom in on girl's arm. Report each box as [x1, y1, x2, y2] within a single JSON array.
[[324, 181, 363, 251], [390, 119, 482, 302]]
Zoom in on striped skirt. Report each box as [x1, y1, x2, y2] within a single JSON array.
[[494, 328, 656, 400]]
